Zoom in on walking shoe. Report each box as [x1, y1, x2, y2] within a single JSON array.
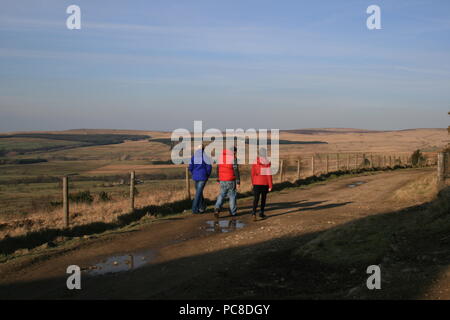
[[252, 214, 257, 222], [259, 213, 267, 219]]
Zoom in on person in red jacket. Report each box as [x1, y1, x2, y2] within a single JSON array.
[[251, 148, 273, 221], [214, 147, 240, 217]]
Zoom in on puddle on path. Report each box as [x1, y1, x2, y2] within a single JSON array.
[[204, 219, 246, 233], [84, 219, 246, 276], [347, 181, 366, 188], [83, 250, 155, 276]]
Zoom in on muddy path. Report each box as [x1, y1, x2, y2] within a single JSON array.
[[0, 168, 446, 299]]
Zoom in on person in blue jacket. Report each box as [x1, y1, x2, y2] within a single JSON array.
[[189, 144, 212, 214]]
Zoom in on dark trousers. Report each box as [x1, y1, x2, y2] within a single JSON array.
[[192, 180, 207, 213], [252, 185, 269, 215]]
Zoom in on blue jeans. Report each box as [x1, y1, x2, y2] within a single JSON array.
[[192, 180, 207, 213], [215, 181, 237, 215]]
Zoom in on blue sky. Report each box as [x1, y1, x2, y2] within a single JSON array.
[[1, 0, 449, 131]]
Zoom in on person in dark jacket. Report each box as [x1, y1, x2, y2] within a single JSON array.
[[189, 145, 212, 214], [251, 148, 273, 221], [214, 147, 240, 218]]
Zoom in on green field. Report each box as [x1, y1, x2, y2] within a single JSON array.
[[0, 133, 150, 156], [0, 138, 88, 154], [0, 160, 109, 182]]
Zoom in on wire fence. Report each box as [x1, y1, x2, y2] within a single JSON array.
[[57, 151, 437, 227]]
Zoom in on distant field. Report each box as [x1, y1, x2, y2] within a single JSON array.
[[0, 160, 109, 182], [0, 137, 88, 154], [30, 140, 170, 161], [0, 133, 150, 155]]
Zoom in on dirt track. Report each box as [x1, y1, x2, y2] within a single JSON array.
[[0, 168, 448, 299]]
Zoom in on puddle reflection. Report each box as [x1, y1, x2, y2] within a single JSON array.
[[205, 219, 246, 233], [347, 181, 366, 188], [83, 250, 155, 276]]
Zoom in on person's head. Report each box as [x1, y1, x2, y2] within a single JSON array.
[[259, 147, 267, 158]]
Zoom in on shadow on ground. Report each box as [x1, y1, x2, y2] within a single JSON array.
[[226, 200, 352, 219], [1, 187, 448, 300]]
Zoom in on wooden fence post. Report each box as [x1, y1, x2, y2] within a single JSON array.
[[437, 152, 445, 190], [336, 153, 340, 171], [326, 154, 329, 173], [63, 176, 69, 228], [312, 155, 315, 176], [362, 154, 366, 168], [130, 171, 135, 211], [346, 154, 350, 171], [355, 154, 358, 169], [185, 167, 191, 200], [370, 154, 374, 168], [279, 160, 284, 183], [297, 159, 301, 180]]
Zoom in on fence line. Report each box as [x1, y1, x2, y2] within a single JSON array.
[[130, 171, 135, 212], [60, 151, 438, 227], [62, 176, 69, 228]]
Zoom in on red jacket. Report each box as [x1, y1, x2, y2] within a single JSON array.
[[251, 157, 273, 189], [218, 149, 239, 182]]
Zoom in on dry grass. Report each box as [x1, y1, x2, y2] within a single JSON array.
[[392, 174, 437, 204], [0, 176, 257, 239]]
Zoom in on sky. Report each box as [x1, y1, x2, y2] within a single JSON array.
[[0, 0, 449, 132]]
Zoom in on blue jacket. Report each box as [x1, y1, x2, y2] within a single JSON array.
[[189, 149, 212, 181]]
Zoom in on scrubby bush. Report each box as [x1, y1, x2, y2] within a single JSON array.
[[98, 191, 112, 202], [69, 191, 94, 204], [360, 157, 370, 167]]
